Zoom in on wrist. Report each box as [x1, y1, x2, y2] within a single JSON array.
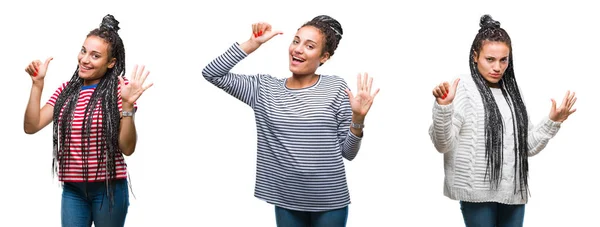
[[351, 114, 365, 124], [32, 80, 44, 88], [122, 102, 135, 112], [240, 39, 261, 55]]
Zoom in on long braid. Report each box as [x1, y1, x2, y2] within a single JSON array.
[[469, 15, 530, 198], [52, 14, 126, 211]]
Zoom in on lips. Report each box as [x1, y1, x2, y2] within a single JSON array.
[[79, 65, 92, 73], [490, 73, 501, 78], [291, 55, 305, 63]]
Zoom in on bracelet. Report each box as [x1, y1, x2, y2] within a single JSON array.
[[350, 122, 364, 129]]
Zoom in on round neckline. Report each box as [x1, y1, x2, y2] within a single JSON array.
[[283, 74, 322, 92], [81, 84, 98, 90]]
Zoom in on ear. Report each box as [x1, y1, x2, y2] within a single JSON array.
[[108, 58, 117, 69], [473, 50, 478, 63], [320, 52, 330, 65]]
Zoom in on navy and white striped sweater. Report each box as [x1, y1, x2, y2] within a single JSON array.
[[202, 43, 362, 212]]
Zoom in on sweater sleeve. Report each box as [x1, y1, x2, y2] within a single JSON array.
[[429, 83, 466, 154], [336, 79, 362, 161], [525, 113, 562, 157], [202, 42, 261, 108]]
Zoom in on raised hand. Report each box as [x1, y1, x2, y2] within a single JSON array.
[[345, 73, 380, 118], [433, 78, 460, 105], [119, 64, 153, 106], [24, 57, 53, 82], [549, 90, 577, 122], [250, 22, 283, 45]]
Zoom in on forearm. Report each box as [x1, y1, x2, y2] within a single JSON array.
[[349, 114, 364, 137], [24, 81, 44, 134], [239, 39, 261, 55], [527, 116, 562, 157], [430, 102, 457, 153], [119, 103, 137, 156]]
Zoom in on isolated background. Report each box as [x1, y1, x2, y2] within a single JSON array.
[[1, 0, 598, 226]]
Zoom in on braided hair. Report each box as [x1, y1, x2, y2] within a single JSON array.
[[52, 14, 126, 210], [301, 15, 343, 65], [469, 14, 530, 198]]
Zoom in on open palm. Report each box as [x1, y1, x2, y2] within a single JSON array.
[[346, 73, 380, 117], [120, 64, 153, 105], [549, 90, 577, 122]]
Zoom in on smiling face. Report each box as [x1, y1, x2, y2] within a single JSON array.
[[288, 26, 330, 76], [77, 35, 116, 85], [474, 41, 510, 88]]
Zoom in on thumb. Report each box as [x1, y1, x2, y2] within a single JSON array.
[[43, 57, 54, 68], [118, 75, 125, 86], [550, 98, 556, 112], [452, 78, 460, 91], [268, 30, 283, 38], [345, 88, 354, 101]]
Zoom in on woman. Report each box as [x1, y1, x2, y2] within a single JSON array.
[[429, 15, 576, 227], [23, 14, 153, 227], [202, 15, 379, 226]]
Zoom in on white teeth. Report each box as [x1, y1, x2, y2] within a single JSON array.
[[81, 65, 92, 70], [292, 56, 304, 61]]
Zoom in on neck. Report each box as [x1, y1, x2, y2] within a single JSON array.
[[83, 79, 101, 86], [287, 73, 319, 89], [487, 80, 500, 88]]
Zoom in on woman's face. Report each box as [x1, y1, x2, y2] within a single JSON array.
[[288, 26, 330, 76], [474, 41, 510, 88], [77, 35, 115, 85]]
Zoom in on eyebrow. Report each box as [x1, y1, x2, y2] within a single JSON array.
[[294, 36, 318, 44], [81, 46, 103, 55]]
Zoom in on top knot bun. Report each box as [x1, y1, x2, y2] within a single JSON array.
[[100, 14, 120, 32]]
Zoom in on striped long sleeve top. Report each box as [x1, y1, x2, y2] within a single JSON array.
[[428, 74, 562, 204], [202, 43, 362, 212]]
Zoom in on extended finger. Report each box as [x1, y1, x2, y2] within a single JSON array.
[[142, 82, 154, 91], [136, 65, 146, 81], [131, 64, 139, 81], [367, 76, 373, 94], [567, 96, 577, 111], [345, 88, 355, 102], [356, 73, 362, 91], [139, 69, 150, 86], [372, 88, 380, 99], [560, 90, 570, 108], [362, 72, 369, 91]]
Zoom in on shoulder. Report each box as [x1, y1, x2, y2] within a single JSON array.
[[320, 74, 348, 88]]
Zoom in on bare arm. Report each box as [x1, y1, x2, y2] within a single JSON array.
[[23, 58, 54, 134], [118, 102, 137, 156], [117, 65, 153, 156]]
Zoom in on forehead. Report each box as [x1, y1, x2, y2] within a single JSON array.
[[83, 36, 109, 53], [295, 26, 325, 43], [480, 41, 510, 56]]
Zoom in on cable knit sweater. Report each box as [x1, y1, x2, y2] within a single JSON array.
[[428, 74, 562, 205]]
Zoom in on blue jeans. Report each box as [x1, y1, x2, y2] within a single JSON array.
[[460, 201, 525, 227], [275, 206, 348, 227], [61, 179, 129, 227]]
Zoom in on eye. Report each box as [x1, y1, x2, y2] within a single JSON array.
[[292, 40, 299, 44], [486, 57, 494, 62], [307, 45, 314, 50], [500, 58, 508, 63], [92, 55, 100, 59], [80, 48, 86, 54]]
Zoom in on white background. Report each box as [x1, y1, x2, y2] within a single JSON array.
[[1, 0, 598, 226]]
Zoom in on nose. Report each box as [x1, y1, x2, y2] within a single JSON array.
[[293, 45, 303, 54], [81, 54, 91, 64], [492, 61, 501, 72]]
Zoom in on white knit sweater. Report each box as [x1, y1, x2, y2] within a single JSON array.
[[429, 74, 562, 205]]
